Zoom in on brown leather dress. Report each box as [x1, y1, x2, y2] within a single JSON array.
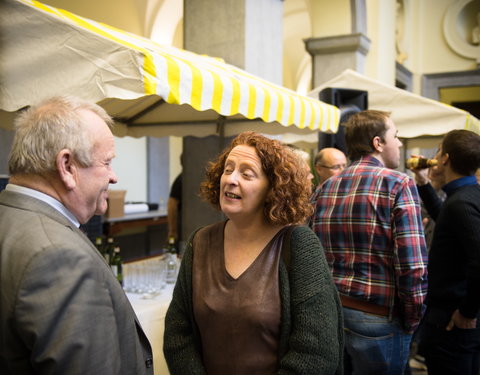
[[192, 221, 286, 375]]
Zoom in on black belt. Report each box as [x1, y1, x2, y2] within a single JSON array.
[[340, 294, 389, 317]]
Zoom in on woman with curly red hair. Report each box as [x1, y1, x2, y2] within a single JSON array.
[[164, 131, 343, 374]]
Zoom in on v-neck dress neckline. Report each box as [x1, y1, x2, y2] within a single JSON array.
[[192, 221, 288, 375]]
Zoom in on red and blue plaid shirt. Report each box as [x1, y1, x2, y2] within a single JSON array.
[[312, 155, 428, 332]]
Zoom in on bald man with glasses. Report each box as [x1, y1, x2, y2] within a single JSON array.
[[308, 148, 348, 223], [314, 147, 347, 187]]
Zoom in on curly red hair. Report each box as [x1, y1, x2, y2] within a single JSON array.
[[200, 131, 313, 225]]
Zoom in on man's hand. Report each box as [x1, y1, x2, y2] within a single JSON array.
[[446, 309, 477, 330], [410, 165, 430, 186]]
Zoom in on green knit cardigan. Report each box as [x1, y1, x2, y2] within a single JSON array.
[[163, 224, 344, 374]]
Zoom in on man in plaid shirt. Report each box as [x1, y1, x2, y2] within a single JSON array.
[[312, 110, 428, 374]]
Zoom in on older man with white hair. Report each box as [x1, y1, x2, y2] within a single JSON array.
[[0, 96, 153, 374]]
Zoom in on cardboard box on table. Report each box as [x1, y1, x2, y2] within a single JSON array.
[[105, 190, 126, 218]]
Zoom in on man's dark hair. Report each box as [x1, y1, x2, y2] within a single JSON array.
[[442, 129, 480, 176], [344, 110, 391, 161]]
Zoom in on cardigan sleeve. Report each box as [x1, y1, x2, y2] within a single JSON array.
[[163, 230, 207, 375], [278, 226, 344, 375]]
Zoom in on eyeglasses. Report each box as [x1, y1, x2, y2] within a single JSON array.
[[317, 164, 346, 171]]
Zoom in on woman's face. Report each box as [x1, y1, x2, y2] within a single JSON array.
[[220, 145, 270, 222]]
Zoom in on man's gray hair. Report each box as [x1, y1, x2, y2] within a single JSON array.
[[8, 96, 113, 175]]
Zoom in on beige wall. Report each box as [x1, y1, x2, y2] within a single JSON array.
[[406, 0, 478, 75], [283, 0, 311, 92], [42, 0, 183, 47], [309, 0, 351, 36], [43, 0, 144, 36], [396, 0, 479, 94]]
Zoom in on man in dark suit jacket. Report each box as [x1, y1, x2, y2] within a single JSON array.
[[0, 96, 153, 374]]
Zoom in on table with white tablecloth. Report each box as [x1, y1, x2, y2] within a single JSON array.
[[127, 283, 174, 374]]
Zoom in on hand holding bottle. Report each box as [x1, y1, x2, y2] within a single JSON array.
[[407, 155, 431, 186]]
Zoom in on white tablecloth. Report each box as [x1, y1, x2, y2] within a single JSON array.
[[127, 283, 174, 374]]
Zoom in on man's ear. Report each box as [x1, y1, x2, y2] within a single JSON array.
[[56, 149, 77, 190], [441, 152, 449, 166], [372, 136, 383, 153]]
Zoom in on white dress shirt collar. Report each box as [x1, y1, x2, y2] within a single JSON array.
[[6, 183, 81, 228]]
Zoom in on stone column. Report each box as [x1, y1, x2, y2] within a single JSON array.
[[184, 0, 283, 84], [182, 0, 284, 238], [305, 33, 371, 88]]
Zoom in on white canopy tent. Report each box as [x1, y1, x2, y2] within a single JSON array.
[[309, 69, 480, 138], [0, 0, 340, 141]]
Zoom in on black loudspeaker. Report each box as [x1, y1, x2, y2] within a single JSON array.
[[318, 88, 368, 153]]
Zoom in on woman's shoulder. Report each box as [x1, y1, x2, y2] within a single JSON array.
[[290, 225, 318, 241], [193, 221, 225, 239], [290, 224, 313, 233], [285, 225, 322, 257], [186, 221, 224, 240]]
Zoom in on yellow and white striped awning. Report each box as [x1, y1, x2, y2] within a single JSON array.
[[0, 0, 340, 137]]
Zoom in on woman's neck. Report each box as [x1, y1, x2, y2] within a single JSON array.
[[225, 216, 283, 245]]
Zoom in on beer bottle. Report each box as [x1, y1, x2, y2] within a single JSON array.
[[167, 236, 177, 256], [110, 246, 123, 286], [406, 157, 438, 170]]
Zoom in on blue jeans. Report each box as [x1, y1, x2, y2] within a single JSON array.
[[343, 307, 412, 375]]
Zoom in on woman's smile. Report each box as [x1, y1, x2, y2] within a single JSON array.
[[225, 192, 241, 199]]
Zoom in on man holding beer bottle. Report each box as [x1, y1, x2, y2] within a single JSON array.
[[410, 129, 480, 375]]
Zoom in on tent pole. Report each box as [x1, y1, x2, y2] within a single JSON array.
[[216, 115, 226, 152]]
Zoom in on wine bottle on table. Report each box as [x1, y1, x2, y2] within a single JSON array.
[[94, 236, 104, 254], [110, 246, 123, 286], [104, 237, 115, 264], [165, 236, 178, 284]]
